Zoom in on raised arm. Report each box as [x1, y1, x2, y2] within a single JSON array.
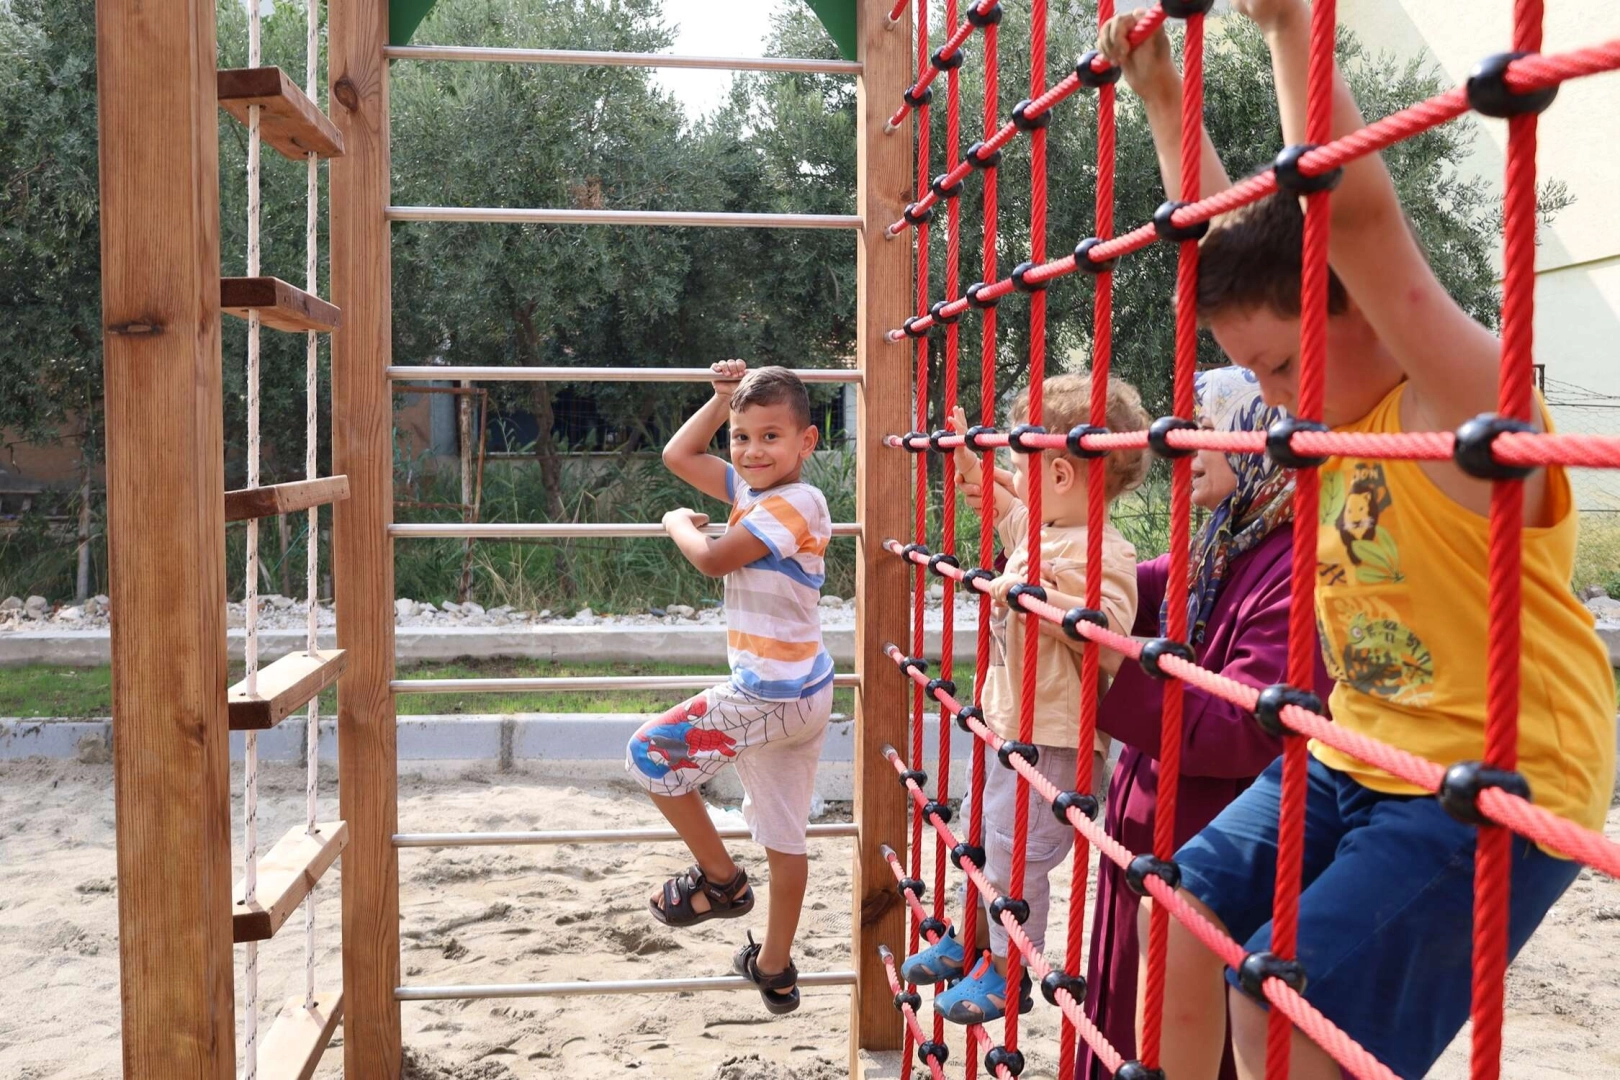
[[951, 405, 1016, 524], [662, 359, 745, 504]]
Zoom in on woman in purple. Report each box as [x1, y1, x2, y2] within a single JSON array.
[[1081, 368, 1332, 1079]]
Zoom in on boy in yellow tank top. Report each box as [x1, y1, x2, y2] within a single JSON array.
[[1102, 2, 1615, 1078]]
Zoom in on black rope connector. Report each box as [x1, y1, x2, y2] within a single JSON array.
[[1115, 1062, 1167, 1080], [966, 140, 1003, 170], [1454, 413, 1537, 481], [985, 1046, 1027, 1077], [1074, 50, 1123, 90], [1062, 607, 1108, 641], [1236, 949, 1308, 1003], [966, 0, 1004, 27], [1148, 416, 1198, 459], [1007, 582, 1048, 614], [1066, 423, 1109, 459], [932, 45, 966, 72], [989, 895, 1031, 925], [1139, 637, 1195, 679], [1010, 98, 1052, 131], [963, 567, 997, 594], [1273, 143, 1342, 195], [1053, 789, 1100, 824], [901, 542, 928, 560], [903, 84, 935, 109], [1073, 236, 1117, 275], [1439, 760, 1533, 827], [918, 1041, 950, 1067], [899, 876, 927, 901], [1011, 260, 1050, 293], [927, 552, 961, 577], [1040, 969, 1087, 1008], [894, 989, 923, 1013], [931, 171, 967, 200], [903, 202, 935, 227], [899, 654, 929, 676], [1266, 415, 1330, 470], [1124, 853, 1182, 897], [966, 281, 1001, 309], [951, 841, 986, 870], [1162, 0, 1217, 16], [925, 677, 958, 701], [928, 429, 951, 454], [997, 739, 1039, 770], [900, 316, 928, 340], [1153, 199, 1210, 243], [923, 799, 954, 824], [955, 703, 985, 734], [1467, 51, 1558, 119], [929, 299, 962, 326], [964, 424, 999, 452], [1007, 423, 1048, 453], [919, 916, 949, 940], [900, 767, 929, 789], [1253, 684, 1322, 738]]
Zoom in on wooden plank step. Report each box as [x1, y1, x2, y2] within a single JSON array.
[[234, 821, 348, 943], [221, 277, 341, 333], [217, 67, 344, 160], [229, 649, 347, 731], [225, 476, 350, 522], [259, 992, 343, 1080]]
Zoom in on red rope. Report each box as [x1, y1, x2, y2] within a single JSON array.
[[880, 945, 948, 1080], [884, 842, 951, 944], [888, 0, 998, 130]]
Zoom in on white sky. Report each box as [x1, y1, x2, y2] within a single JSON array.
[[652, 0, 791, 118]]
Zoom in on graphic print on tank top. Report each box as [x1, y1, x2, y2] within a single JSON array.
[[1316, 460, 1435, 706]]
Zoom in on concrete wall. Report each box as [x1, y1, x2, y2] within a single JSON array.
[[1338, 0, 1620, 510]]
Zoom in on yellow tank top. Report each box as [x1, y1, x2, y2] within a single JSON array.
[[1310, 383, 1615, 835]]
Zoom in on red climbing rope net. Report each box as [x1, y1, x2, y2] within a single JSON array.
[[879, 1, 1620, 1078]]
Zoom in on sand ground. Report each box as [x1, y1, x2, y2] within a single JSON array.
[[1, 760, 1616, 1079]]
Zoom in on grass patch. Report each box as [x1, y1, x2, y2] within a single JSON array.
[[0, 665, 113, 719]]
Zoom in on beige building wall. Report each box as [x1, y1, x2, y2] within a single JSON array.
[[1338, 0, 1620, 510]]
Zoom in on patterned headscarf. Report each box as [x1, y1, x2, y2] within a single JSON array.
[[1160, 367, 1296, 644]]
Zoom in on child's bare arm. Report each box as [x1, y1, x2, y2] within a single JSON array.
[[951, 405, 1016, 524], [662, 508, 770, 578], [662, 360, 745, 504]]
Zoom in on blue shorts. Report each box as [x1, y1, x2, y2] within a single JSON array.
[[1175, 756, 1581, 1080]]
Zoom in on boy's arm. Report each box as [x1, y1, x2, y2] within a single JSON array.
[[951, 405, 1017, 524], [662, 360, 745, 504], [1100, 10, 1233, 204], [662, 509, 770, 578]]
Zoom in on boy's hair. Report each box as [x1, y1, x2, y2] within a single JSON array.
[[1011, 373, 1151, 499], [730, 366, 813, 429], [1197, 191, 1349, 320]]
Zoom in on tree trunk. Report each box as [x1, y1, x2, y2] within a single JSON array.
[[75, 461, 92, 602], [529, 383, 565, 519], [278, 513, 292, 597]]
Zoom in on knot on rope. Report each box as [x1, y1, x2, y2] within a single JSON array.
[[1161, 0, 1217, 16], [1061, 607, 1108, 640], [955, 704, 985, 734], [1007, 423, 1048, 452], [1073, 236, 1117, 274], [1253, 684, 1323, 738], [919, 916, 949, 940], [899, 654, 929, 676], [893, 989, 923, 1013], [966, 141, 1003, 170], [903, 203, 936, 227], [1138, 637, 1195, 679], [901, 314, 930, 338], [965, 0, 1003, 27], [1066, 423, 1111, 458], [1040, 969, 1087, 1007], [899, 876, 927, 901], [951, 841, 986, 870], [1011, 261, 1050, 293], [1125, 853, 1182, 897], [985, 1045, 1027, 1077], [927, 551, 961, 576], [1467, 51, 1559, 118], [1438, 761, 1533, 827], [1236, 949, 1310, 1002], [929, 298, 962, 325], [1152, 199, 1210, 243], [931, 45, 966, 72], [1273, 144, 1343, 194], [964, 424, 1000, 451], [1010, 99, 1052, 131], [1454, 414, 1538, 480], [1053, 789, 1100, 824], [925, 677, 958, 700], [1115, 1063, 1168, 1080], [966, 281, 1002, 308], [903, 85, 935, 109], [963, 567, 998, 594], [1148, 416, 1198, 459], [900, 767, 929, 790], [922, 799, 954, 825], [989, 895, 1031, 925], [917, 1040, 950, 1067], [1074, 50, 1123, 90], [1266, 415, 1330, 470], [997, 739, 1039, 770], [1007, 582, 1048, 613]]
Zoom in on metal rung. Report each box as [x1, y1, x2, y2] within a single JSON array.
[[386, 206, 862, 230], [389, 522, 860, 539], [396, 970, 857, 1001], [391, 673, 859, 693], [393, 822, 858, 848], [386, 365, 861, 384], [384, 45, 863, 75]]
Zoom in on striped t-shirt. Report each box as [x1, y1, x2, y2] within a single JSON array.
[[723, 465, 834, 700]]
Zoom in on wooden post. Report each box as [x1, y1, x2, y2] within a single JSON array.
[[852, 0, 914, 1063], [328, 0, 400, 1073], [96, 0, 236, 1071]]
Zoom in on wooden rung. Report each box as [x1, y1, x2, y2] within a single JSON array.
[[259, 992, 343, 1080], [225, 476, 350, 522], [229, 649, 347, 731], [217, 67, 344, 160], [234, 821, 348, 943], [221, 277, 342, 333]]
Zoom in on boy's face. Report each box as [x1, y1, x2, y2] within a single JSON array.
[[728, 402, 817, 490], [1207, 304, 1392, 428]]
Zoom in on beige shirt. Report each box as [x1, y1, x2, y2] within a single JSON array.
[[982, 503, 1139, 748]]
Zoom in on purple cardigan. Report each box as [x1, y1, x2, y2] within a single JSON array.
[[1079, 524, 1333, 1080]]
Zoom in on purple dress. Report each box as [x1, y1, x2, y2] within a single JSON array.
[[1079, 525, 1333, 1080]]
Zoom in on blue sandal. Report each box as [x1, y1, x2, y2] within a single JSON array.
[[899, 928, 966, 985], [932, 951, 1034, 1025]]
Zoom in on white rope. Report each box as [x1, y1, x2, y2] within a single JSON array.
[[302, 0, 321, 1012], [242, 2, 262, 1075]]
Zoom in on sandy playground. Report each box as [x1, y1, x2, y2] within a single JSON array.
[[1, 759, 1617, 1079]]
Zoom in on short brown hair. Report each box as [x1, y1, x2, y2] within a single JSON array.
[[1010, 373, 1151, 499], [730, 366, 812, 429], [1196, 191, 1348, 320]]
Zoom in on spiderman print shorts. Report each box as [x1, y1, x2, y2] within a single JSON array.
[[626, 681, 833, 854]]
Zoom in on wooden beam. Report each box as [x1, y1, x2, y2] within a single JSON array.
[[850, 0, 913, 1064], [97, 0, 237, 1072], [258, 993, 344, 1080], [217, 67, 345, 160], [328, 0, 401, 1071], [228, 649, 347, 730], [233, 821, 349, 942], [220, 277, 342, 333], [225, 475, 351, 522]]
